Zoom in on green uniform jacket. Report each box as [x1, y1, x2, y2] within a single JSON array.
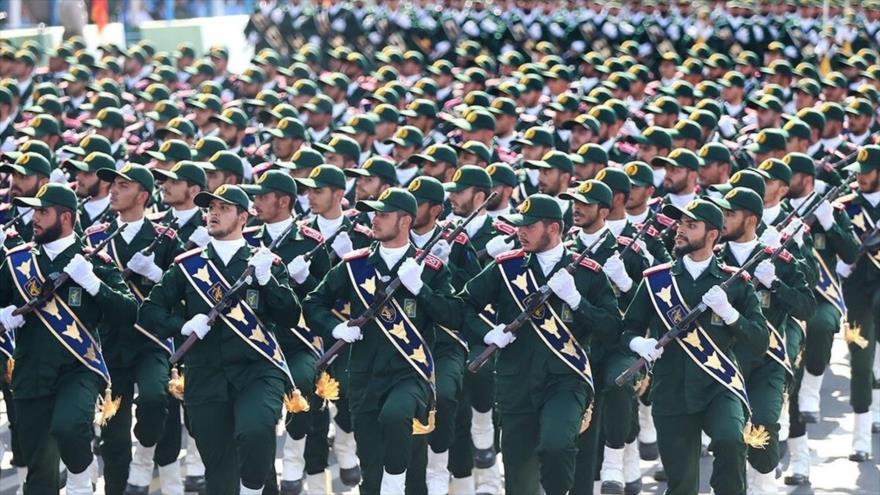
[[621, 258, 769, 416], [155, 208, 206, 246], [138, 243, 300, 405], [0, 239, 137, 399], [836, 192, 880, 310]]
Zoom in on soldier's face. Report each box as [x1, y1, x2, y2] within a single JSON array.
[[448, 187, 480, 216], [75, 171, 101, 198], [764, 179, 789, 204], [33, 207, 67, 244], [698, 162, 728, 187], [538, 168, 568, 196], [720, 209, 748, 242], [662, 166, 692, 194], [857, 170, 880, 193], [253, 192, 286, 222], [522, 145, 547, 161], [109, 178, 146, 212], [517, 220, 557, 253], [637, 145, 659, 163], [206, 200, 245, 239], [219, 123, 240, 145], [626, 185, 654, 210], [161, 179, 192, 206], [355, 176, 384, 201], [392, 144, 416, 163], [420, 161, 452, 182], [307, 186, 340, 216], [847, 114, 870, 135], [371, 211, 408, 242], [10, 172, 40, 199], [673, 219, 713, 258], [570, 127, 595, 151], [413, 202, 438, 231], [572, 202, 605, 231]]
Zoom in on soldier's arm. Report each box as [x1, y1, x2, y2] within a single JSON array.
[[302, 262, 352, 340], [618, 250, 651, 308], [0, 260, 15, 306], [138, 264, 188, 340], [826, 208, 860, 264], [620, 280, 658, 347], [457, 261, 501, 345], [299, 245, 331, 295], [728, 279, 769, 355], [92, 257, 138, 326], [260, 262, 301, 328], [774, 257, 816, 322], [418, 261, 461, 329], [573, 268, 623, 344]]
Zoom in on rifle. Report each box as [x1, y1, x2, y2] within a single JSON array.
[[617, 213, 659, 258], [316, 191, 499, 371], [316, 221, 357, 263], [122, 218, 180, 280], [468, 230, 612, 373], [169, 218, 298, 365], [2, 195, 90, 232], [475, 230, 517, 259], [0, 224, 127, 335]]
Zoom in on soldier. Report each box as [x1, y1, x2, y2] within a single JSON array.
[[303, 188, 460, 494], [622, 199, 768, 495], [0, 183, 136, 494], [151, 162, 211, 249], [0, 153, 52, 247], [138, 184, 301, 494], [458, 193, 619, 495], [65, 152, 116, 229]]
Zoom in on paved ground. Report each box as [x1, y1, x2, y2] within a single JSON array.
[[0, 331, 877, 494]]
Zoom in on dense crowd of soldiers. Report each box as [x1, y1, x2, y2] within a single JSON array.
[[0, 1, 879, 494]]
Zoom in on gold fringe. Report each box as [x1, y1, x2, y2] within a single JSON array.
[[633, 373, 651, 397], [743, 422, 770, 449], [315, 371, 340, 403], [844, 322, 869, 349], [579, 403, 594, 434], [284, 389, 310, 413], [167, 367, 185, 400], [4, 358, 13, 384], [412, 409, 436, 435], [94, 386, 122, 426]]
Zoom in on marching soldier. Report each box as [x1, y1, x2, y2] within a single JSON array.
[[66, 152, 116, 229], [151, 162, 211, 249], [0, 153, 52, 248], [139, 184, 301, 494]]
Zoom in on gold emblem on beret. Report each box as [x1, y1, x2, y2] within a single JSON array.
[[578, 181, 593, 194], [596, 169, 607, 180], [758, 160, 774, 171], [309, 167, 321, 178], [215, 185, 228, 196], [725, 189, 739, 200], [518, 198, 532, 213], [409, 179, 421, 192], [36, 184, 48, 197], [858, 148, 869, 162], [756, 132, 767, 144], [698, 146, 709, 158], [624, 163, 638, 176], [256, 172, 268, 184], [160, 141, 172, 153], [524, 128, 536, 140], [731, 171, 742, 183], [466, 112, 478, 124], [669, 149, 682, 159], [121, 164, 133, 174], [486, 164, 497, 175], [379, 189, 392, 201], [686, 200, 700, 211], [452, 169, 463, 182], [17, 154, 30, 165], [30, 117, 41, 128], [171, 162, 184, 172]]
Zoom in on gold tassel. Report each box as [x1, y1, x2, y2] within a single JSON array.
[[743, 422, 770, 449], [579, 403, 594, 434], [412, 409, 436, 435], [4, 358, 13, 384], [167, 366, 185, 401], [94, 386, 122, 426], [315, 371, 340, 404], [284, 389, 310, 414], [844, 322, 869, 349], [633, 374, 651, 397]]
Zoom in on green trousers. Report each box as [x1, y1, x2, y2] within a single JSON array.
[[573, 389, 604, 493], [1, 369, 23, 475], [843, 292, 879, 413], [654, 390, 747, 495], [349, 373, 429, 495], [445, 344, 495, 479], [101, 351, 171, 495], [803, 300, 841, 376], [188, 375, 284, 493], [742, 359, 786, 473], [14, 370, 101, 495]]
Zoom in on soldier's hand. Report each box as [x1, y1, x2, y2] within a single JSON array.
[[548, 269, 581, 309], [331, 231, 354, 258], [181, 313, 211, 339], [836, 261, 854, 279], [128, 252, 162, 283], [430, 239, 451, 264], [332, 321, 362, 343], [602, 254, 633, 292], [49, 168, 68, 184], [701, 286, 739, 325], [248, 247, 275, 286], [485, 235, 515, 259], [287, 255, 311, 285], [189, 226, 211, 248], [64, 254, 102, 295], [0, 305, 24, 330], [754, 259, 777, 288], [814, 200, 834, 231], [484, 323, 516, 348], [758, 227, 782, 249], [399, 258, 425, 295], [782, 218, 805, 247], [629, 336, 663, 362]]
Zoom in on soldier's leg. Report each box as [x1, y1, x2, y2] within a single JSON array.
[[571, 390, 603, 493], [153, 395, 184, 493], [99, 367, 135, 495], [188, 400, 239, 493], [466, 345, 495, 465], [653, 411, 701, 495], [702, 392, 747, 495], [349, 370, 383, 495], [378, 377, 429, 488], [600, 353, 641, 491], [800, 302, 840, 419], [426, 347, 465, 495], [282, 350, 318, 490], [50, 372, 102, 493], [537, 388, 588, 495], [447, 391, 474, 488], [745, 361, 785, 474], [14, 395, 60, 494], [133, 351, 171, 446], [847, 298, 878, 460], [499, 411, 541, 495], [331, 354, 360, 485], [234, 375, 285, 491], [784, 365, 812, 486]]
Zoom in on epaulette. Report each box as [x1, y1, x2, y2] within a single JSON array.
[[763, 246, 793, 262], [299, 224, 324, 243], [494, 220, 516, 236], [343, 247, 370, 261], [84, 223, 109, 235], [578, 257, 601, 272], [441, 229, 468, 245], [655, 213, 676, 228], [353, 223, 373, 237], [153, 223, 177, 239], [617, 236, 640, 252], [643, 262, 673, 276], [495, 248, 525, 262], [415, 249, 444, 271], [721, 264, 751, 281], [174, 247, 203, 263], [645, 225, 660, 238], [83, 246, 112, 263]]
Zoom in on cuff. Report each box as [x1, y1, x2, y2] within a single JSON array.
[[82, 275, 102, 296], [722, 308, 740, 326]]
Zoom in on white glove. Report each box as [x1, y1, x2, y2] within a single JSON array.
[[189, 226, 211, 248], [782, 218, 805, 247], [485, 235, 515, 259], [814, 200, 834, 231], [836, 261, 853, 279], [547, 269, 582, 309], [287, 255, 311, 285], [332, 321, 362, 343], [758, 227, 782, 249], [63, 254, 101, 295], [331, 231, 353, 258], [701, 286, 739, 325], [128, 252, 162, 283], [483, 323, 516, 348], [181, 313, 211, 339], [49, 168, 68, 184], [399, 258, 425, 296], [629, 336, 663, 362], [430, 239, 451, 264], [0, 228, 6, 246], [248, 247, 274, 286], [0, 305, 24, 331], [754, 259, 777, 289], [602, 254, 633, 293]]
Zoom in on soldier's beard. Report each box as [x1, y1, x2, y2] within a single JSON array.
[[672, 235, 707, 259], [34, 217, 63, 244]]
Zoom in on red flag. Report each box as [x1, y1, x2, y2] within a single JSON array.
[[92, 0, 109, 33]]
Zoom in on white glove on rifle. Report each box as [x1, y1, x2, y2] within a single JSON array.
[[701, 286, 739, 325], [189, 226, 211, 248], [248, 247, 275, 286], [430, 239, 451, 264], [758, 227, 782, 250], [602, 254, 633, 292], [629, 336, 663, 362], [0, 305, 24, 330], [128, 252, 163, 283], [287, 255, 311, 285], [63, 254, 102, 295], [331, 231, 353, 258], [754, 259, 777, 289], [332, 321, 362, 343], [781, 218, 805, 247], [485, 235, 514, 259], [399, 258, 425, 295], [814, 200, 834, 231], [547, 269, 582, 309], [484, 323, 516, 348], [181, 313, 210, 339]]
